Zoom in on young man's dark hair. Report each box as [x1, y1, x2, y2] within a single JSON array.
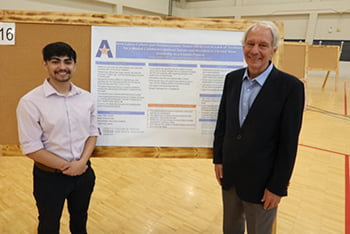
[[42, 41, 77, 63]]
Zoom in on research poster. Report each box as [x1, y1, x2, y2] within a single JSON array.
[[91, 26, 245, 147]]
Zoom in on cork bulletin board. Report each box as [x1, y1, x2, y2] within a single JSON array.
[[279, 42, 308, 81], [308, 45, 339, 71], [0, 9, 284, 157], [307, 44, 340, 88]]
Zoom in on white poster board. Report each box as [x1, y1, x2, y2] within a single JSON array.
[[91, 26, 245, 147]]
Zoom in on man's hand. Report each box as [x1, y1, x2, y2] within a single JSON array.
[[261, 189, 281, 210], [62, 160, 88, 176], [214, 164, 223, 185]]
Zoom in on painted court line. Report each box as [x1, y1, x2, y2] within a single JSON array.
[[346, 155, 350, 234], [299, 143, 348, 157], [345, 81, 348, 116], [345, 81, 349, 234]]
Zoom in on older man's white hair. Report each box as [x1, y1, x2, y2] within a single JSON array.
[[242, 21, 280, 49]]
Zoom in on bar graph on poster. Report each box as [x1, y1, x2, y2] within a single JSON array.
[[91, 26, 245, 147]]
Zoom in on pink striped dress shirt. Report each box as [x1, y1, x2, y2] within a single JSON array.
[[16, 79, 99, 161]]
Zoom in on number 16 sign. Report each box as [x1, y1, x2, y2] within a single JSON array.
[[0, 22, 15, 45]]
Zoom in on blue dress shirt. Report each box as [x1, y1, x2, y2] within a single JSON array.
[[239, 63, 273, 126]]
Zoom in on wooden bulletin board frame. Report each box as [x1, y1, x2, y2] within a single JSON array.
[[0, 9, 284, 157]]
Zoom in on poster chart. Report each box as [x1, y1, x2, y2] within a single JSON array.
[[91, 26, 245, 147]]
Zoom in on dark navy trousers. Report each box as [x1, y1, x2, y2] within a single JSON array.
[[33, 163, 95, 234]]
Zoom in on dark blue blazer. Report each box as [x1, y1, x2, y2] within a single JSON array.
[[213, 66, 305, 203]]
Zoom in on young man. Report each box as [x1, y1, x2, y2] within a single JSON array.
[[213, 21, 305, 234], [16, 42, 99, 234]]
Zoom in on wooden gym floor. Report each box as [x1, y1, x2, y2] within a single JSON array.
[[0, 74, 349, 234]]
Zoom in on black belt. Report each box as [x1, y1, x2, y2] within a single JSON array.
[[35, 162, 62, 173], [34, 160, 91, 173]]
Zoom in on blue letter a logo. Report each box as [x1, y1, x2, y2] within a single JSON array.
[[96, 40, 113, 58]]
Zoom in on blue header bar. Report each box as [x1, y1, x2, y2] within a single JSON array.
[[116, 41, 243, 62]]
